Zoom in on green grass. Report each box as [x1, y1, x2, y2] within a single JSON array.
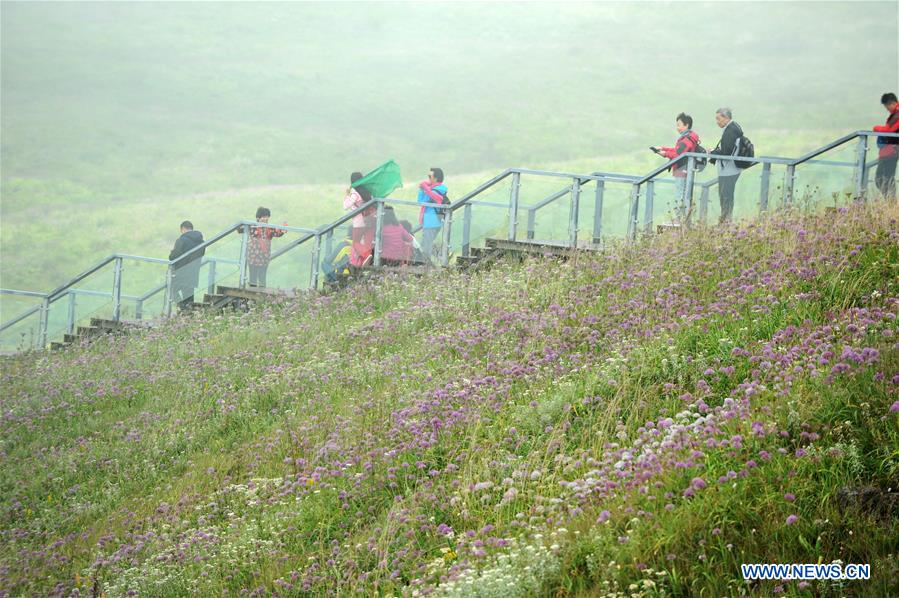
[[1, 199, 897, 596]]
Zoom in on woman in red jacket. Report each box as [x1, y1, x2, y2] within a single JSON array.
[[653, 113, 700, 220], [873, 92, 899, 200]]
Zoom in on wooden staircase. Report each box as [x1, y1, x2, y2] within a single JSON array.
[[50, 318, 137, 351], [456, 238, 604, 271], [47, 244, 600, 351]]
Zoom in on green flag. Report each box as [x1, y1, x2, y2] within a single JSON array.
[[352, 160, 403, 198]]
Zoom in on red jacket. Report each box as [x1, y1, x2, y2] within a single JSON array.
[[244, 224, 286, 267], [380, 224, 414, 262], [873, 105, 899, 159], [659, 130, 700, 177]]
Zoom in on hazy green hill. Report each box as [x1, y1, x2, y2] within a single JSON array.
[[2, 1, 894, 197]]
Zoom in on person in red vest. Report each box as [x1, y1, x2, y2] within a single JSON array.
[[873, 92, 899, 200], [653, 113, 700, 220]]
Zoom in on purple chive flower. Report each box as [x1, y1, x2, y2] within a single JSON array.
[[890, 401, 899, 413], [597, 510, 611, 523], [436, 523, 453, 537], [785, 514, 799, 525], [784, 493, 795, 502], [691, 477, 707, 490]]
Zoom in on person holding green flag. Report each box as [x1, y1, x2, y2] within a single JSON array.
[[343, 161, 403, 267], [344, 172, 375, 267]]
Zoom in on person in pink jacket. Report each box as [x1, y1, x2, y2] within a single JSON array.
[[379, 206, 415, 266], [343, 172, 375, 267]]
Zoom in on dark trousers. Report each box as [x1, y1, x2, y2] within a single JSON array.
[[718, 174, 740, 224], [248, 264, 267, 287], [875, 157, 897, 200]]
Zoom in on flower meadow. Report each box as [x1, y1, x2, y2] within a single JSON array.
[[1, 202, 898, 597]]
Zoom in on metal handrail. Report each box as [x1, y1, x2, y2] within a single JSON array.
[[637, 130, 899, 185], [0, 304, 42, 332], [1, 289, 48, 299], [4, 131, 897, 351]]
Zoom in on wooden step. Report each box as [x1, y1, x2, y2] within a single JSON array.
[[90, 318, 124, 330], [656, 222, 682, 234], [217, 285, 285, 300], [76, 326, 104, 338], [379, 265, 430, 277], [485, 238, 602, 256], [63, 333, 78, 344], [50, 341, 70, 351]]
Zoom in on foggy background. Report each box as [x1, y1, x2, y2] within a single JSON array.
[[1, 1, 897, 290]]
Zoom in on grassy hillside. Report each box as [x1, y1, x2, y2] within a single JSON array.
[[1, 200, 897, 596]]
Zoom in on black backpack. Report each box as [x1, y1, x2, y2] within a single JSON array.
[[736, 136, 755, 169], [674, 137, 707, 173], [693, 142, 708, 172], [436, 190, 451, 221]]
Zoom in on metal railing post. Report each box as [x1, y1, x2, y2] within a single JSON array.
[[568, 177, 581, 248], [527, 208, 536, 240], [759, 162, 771, 213], [164, 264, 175, 317], [854, 136, 869, 200], [627, 183, 640, 241], [593, 180, 604, 244], [66, 293, 76, 335], [38, 297, 49, 349], [324, 228, 334, 261], [699, 184, 710, 224], [439, 208, 453, 267], [508, 171, 521, 241], [238, 226, 250, 288], [643, 180, 655, 234], [683, 157, 696, 224], [373, 200, 385, 268], [207, 259, 217, 296], [135, 299, 143, 321], [309, 234, 322, 290], [462, 203, 472, 257], [783, 164, 796, 206], [111, 257, 123, 322]]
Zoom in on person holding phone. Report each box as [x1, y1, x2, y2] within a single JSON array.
[[652, 113, 701, 219]]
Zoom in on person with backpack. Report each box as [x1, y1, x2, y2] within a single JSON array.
[[321, 226, 353, 285], [417, 167, 448, 264], [709, 107, 745, 224], [652, 112, 702, 220], [238, 207, 287, 288], [168, 220, 205, 311], [872, 92, 899, 200]]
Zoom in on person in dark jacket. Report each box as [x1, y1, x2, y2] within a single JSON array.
[[709, 108, 744, 224], [873, 92, 899, 200], [168, 221, 205, 311]]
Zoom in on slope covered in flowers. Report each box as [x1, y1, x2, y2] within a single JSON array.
[[1, 202, 898, 597]]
